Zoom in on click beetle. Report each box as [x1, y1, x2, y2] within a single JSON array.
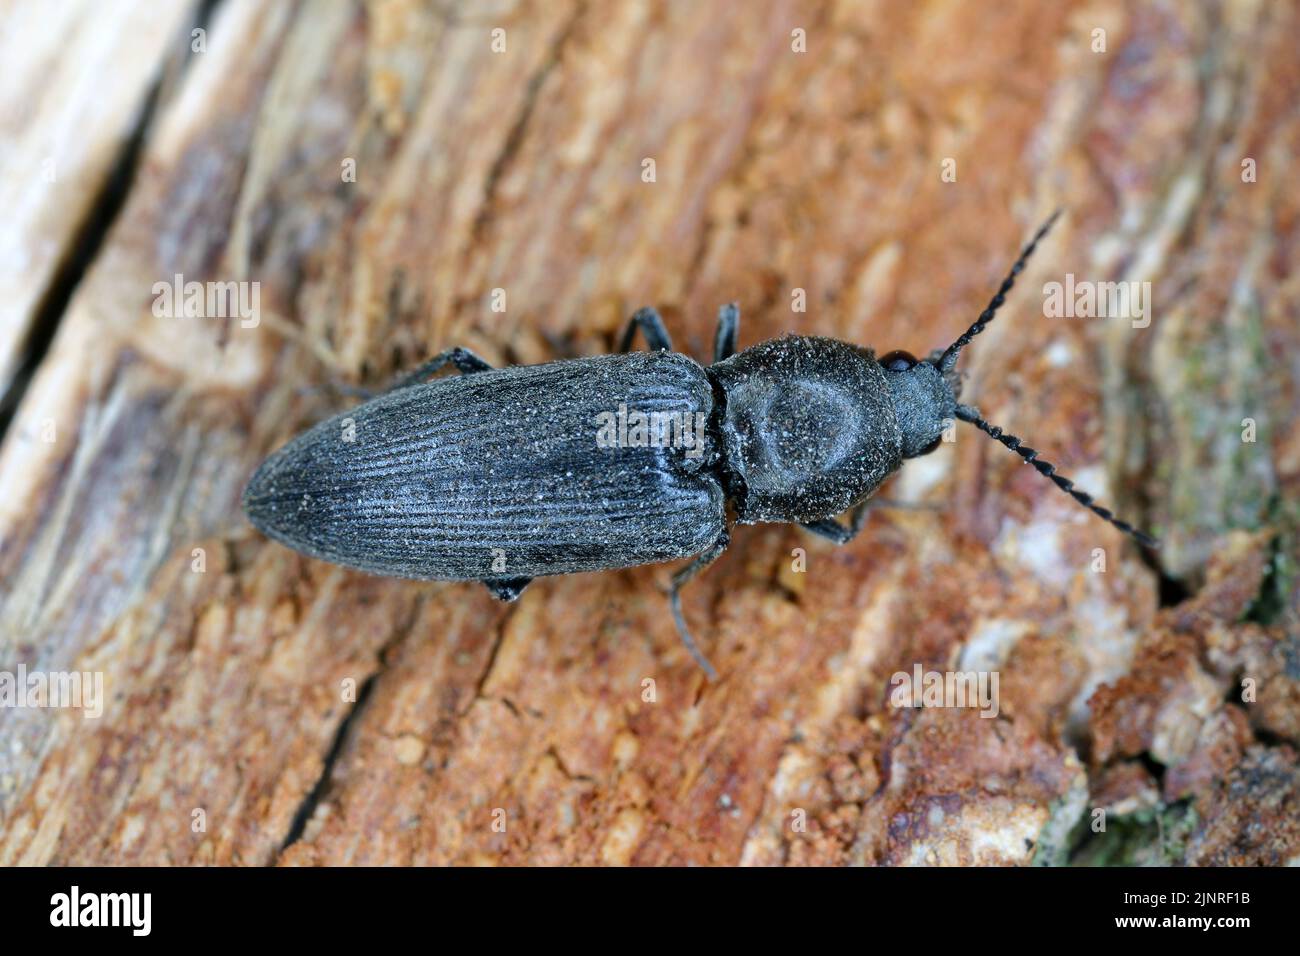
[[243, 210, 1156, 677]]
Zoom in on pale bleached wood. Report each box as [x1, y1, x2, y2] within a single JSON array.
[[0, 0, 197, 395]]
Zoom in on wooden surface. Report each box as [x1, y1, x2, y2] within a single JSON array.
[[0, 0, 196, 396], [0, 0, 1297, 865]]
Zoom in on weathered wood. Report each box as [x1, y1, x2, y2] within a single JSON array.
[[0, 0, 1296, 866], [0, 0, 196, 396]]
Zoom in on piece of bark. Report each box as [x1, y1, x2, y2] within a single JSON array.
[[1, 0, 1298, 867]]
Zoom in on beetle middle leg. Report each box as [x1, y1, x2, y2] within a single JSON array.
[[618, 307, 673, 352], [668, 531, 730, 679]]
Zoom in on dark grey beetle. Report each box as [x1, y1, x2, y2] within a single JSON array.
[[243, 211, 1155, 677]]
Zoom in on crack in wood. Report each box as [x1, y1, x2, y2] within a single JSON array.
[[0, 0, 227, 442], [276, 593, 425, 856]]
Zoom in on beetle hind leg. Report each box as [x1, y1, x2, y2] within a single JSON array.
[[484, 576, 532, 602]]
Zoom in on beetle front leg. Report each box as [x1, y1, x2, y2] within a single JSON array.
[[668, 531, 730, 679], [618, 307, 673, 352], [713, 302, 740, 362]]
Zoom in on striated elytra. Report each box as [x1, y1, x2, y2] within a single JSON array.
[[243, 210, 1156, 677]]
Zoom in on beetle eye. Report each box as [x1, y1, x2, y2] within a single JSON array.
[[917, 435, 943, 456], [880, 350, 917, 372]]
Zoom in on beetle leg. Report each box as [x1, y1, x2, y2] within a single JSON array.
[[801, 498, 939, 544], [618, 307, 673, 352], [386, 347, 494, 392], [309, 346, 489, 402], [712, 302, 740, 362], [668, 532, 729, 679], [483, 576, 532, 602], [800, 499, 876, 544]]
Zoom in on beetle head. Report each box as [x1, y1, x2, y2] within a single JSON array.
[[878, 349, 955, 459]]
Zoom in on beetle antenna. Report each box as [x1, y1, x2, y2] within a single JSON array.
[[955, 403, 1158, 548], [938, 209, 1063, 375]]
